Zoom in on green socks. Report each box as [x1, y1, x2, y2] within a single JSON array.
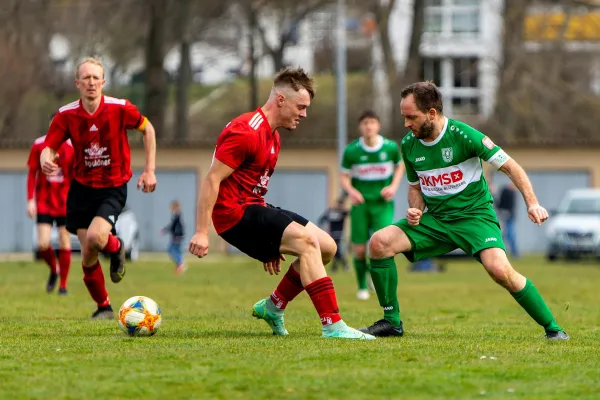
[[370, 257, 401, 326], [353, 258, 369, 290], [511, 278, 562, 332]]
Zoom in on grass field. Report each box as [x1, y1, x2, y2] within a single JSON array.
[[0, 255, 598, 400]]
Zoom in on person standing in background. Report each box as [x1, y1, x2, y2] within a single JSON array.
[[162, 200, 186, 274], [497, 182, 519, 258], [317, 198, 350, 273]]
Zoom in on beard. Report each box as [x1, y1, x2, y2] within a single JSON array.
[[413, 119, 435, 139]]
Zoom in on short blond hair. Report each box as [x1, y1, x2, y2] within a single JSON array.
[[75, 57, 105, 79], [273, 66, 316, 99]]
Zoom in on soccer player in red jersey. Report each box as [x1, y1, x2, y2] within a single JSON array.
[[26, 118, 74, 295], [40, 57, 157, 319], [189, 67, 375, 340]]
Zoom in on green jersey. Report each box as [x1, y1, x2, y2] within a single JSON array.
[[341, 136, 402, 201], [401, 117, 510, 219]]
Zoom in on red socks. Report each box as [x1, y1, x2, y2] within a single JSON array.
[[39, 247, 57, 274], [82, 261, 110, 307], [270, 266, 304, 310], [305, 277, 342, 325], [102, 234, 121, 253], [58, 249, 71, 289]]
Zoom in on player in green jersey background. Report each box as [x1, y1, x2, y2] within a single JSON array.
[[360, 82, 568, 341], [340, 110, 405, 300]]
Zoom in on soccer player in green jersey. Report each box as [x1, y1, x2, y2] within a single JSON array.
[[360, 82, 568, 340], [340, 110, 405, 300]]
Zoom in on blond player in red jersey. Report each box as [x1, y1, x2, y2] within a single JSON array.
[[27, 117, 74, 294], [189, 67, 374, 340], [40, 57, 157, 319]]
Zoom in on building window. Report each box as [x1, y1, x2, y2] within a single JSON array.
[[422, 56, 481, 115], [453, 58, 478, 88], [421, 58, 442, 84], [451, 96, 479, 115], [424, 0, 480, 36]]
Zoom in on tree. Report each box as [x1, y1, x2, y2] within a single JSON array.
[[368, 0, 425, 133], [486, 0, 600, 145], [254, 0, 334, 72]]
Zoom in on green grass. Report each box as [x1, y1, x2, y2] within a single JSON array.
[[0, 255, 598, 400]]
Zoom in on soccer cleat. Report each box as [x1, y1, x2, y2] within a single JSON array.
[[252, 298, 289, 335], [58, 288, 68, 296], [545, 330, 570, 341], [356, 289, 370, 301], [46, 273, 58, 293], [91, 305, 114, 320], [359, 319, 404, 337], [322, 321, 376, 340], [109, 238, 126, 283]]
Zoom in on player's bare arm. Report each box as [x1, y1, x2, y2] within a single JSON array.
[[189, 159, 235, 258], [39, 147, 59, 175], [381, 162, 405, 201], [499, 158, 548, 225], [406, 183, 425, 226], [340, 172, 365, 205], [137, 119, 157, 193]]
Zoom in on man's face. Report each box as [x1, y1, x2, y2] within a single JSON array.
[[358, 117, 380, 139], [75, 63, 105, 101], [278, 88, 311, 131], [400, 94, 435, 140]]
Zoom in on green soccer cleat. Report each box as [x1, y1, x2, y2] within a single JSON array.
[[252, 298, 289, 336], [322, 321, 376, 340]]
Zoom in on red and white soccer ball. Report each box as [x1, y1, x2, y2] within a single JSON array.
[[118, 296, 162, 337]]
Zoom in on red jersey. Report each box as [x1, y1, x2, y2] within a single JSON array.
[[27, 136, 74, 216], [212, 108, 281, 234], [45, 95, 147, 189]]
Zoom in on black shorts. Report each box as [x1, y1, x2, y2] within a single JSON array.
[[37, 214, 66, 227], [220, 204, 309, 263], [66, 179, 127, 234]]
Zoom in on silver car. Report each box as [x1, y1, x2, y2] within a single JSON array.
[[546, 189, 600, 261], [32, 207, 141, 261]]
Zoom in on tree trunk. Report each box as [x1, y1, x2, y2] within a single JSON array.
[[175, 0, 192, 142], [144, 0, 168, 139], [247, 5, 259, 110], [175, 40, 191, 142], [272, 45, 286, 72]]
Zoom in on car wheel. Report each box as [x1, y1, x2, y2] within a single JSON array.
[[546, 253, 558, 262], [126, 235, 140, 261]]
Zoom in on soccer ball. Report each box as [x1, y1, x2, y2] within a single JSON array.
[[118, 296, 162, 337]]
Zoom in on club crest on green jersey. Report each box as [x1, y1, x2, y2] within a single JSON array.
[[441, 147, 453, 163]]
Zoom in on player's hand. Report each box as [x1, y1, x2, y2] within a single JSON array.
[[26, 200, 36, 219], [527, 204, 549, 226], [380, 185, 397, 201], [349, 190, 365, 205], [41, 153, 59, 176], [406, 208, 423, 226], [137, 171, 157, 193], [263, 254, 285, 275], [189, 232, 209, 258]]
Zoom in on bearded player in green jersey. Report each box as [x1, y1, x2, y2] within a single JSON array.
[[360, 82, 568, 340], [340, 110, 405, 301]]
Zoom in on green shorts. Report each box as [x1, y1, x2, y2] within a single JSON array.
[[394, 207, 506, 263], [351, 200, 394, 244]]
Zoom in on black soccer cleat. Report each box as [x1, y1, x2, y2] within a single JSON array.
[[46, 273, 58, 293], [58, 287, 68, 296], [359, 319, 404, 337], [91, 305, 114, 320], [109, 238, 126, 283], [545, 330, 570, 341]]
